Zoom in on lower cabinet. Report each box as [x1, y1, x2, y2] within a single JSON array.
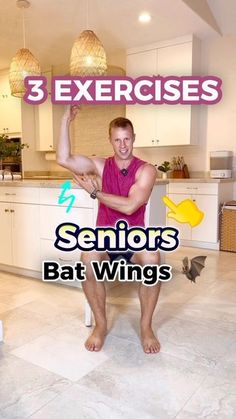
[[0, 201, 40, 270], [167, 192, 218, 243], [39, 205, 94, 267], [0, 202, 12, 265], [0, 186, 97, 283], [167, 182, 233, 249]]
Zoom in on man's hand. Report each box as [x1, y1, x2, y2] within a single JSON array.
[[63, 105, 80, 123], [72, 173, 99, 195]]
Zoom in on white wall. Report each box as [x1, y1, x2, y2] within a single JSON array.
[[203, 35, 236, 172]]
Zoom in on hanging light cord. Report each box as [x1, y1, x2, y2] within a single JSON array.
[[86, 0, 89, 29], [21, 6, 26, 48]]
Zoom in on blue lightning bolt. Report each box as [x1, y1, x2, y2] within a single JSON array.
[[58, 181, 76, 213]]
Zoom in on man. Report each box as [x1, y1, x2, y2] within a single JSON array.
[[57, 106, 161, 354]]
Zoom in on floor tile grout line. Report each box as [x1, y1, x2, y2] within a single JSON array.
[[173, 373, 210, 418], [25, 381, 76, 419]]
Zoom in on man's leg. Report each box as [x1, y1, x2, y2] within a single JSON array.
[[131, 250, 161, 354], [81, 250, 109, 352]]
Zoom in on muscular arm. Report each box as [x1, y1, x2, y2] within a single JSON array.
[[96, 164, 157, 215], [56, 107, 104, 176]]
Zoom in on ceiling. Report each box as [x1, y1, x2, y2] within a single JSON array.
[[0, 0, 235, 71]]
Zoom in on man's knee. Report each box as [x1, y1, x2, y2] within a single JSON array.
[[133, 251, 160, 266], [81, 251, 108, 274]]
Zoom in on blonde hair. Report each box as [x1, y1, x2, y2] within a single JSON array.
[[109, 117, 134, 136]]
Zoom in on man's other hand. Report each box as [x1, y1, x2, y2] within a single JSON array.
[[73, 173, 99, 195]]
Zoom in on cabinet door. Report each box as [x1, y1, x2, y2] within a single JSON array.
[[0, 202, 12, 265], [127, 104, 157, 147], [0, 73, 22, 134], [166, 193, 192, 240], [156, 42, 193, 146], [126, 40, 196, 147], [126, 50, 157, 77], [40, 206, 94, 240], [126, 50, 158, 147], [191, 194, 218, 243], [11, 203, 41, 271]]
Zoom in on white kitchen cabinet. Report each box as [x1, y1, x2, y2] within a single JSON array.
[[0, 71, 22, 134], [40, 206, 93, 240], [167, 182, 234, 249], [126, 36, 199, 147], [12, 203, 40, 270], [35, 70, 65, 151], [39, 186, 96, 287], [191, 194, 218, 243], [167, 193, 192, 240], [0, 202, 12, 265], [0, 187, 40, 270]]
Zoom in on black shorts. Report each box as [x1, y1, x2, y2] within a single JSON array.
[[107, 251, 134, 263]]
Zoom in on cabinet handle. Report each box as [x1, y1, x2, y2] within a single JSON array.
[[58, 257, 74, 262], [4, 209, 9, 212], [10, 209, 14, 213], [5, 193, 16, 196], [186, 187, 198, 190]]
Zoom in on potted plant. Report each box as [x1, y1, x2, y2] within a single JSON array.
[[157, 161, 171, 179], [0, 134, 29, 176]]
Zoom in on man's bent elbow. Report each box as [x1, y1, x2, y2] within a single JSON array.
[[56, 155, 65, 166], [56, 156, 70, 170], [125, 205, 139, 216]]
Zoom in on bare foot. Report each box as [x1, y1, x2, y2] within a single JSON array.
[[85, 325, 107, 352], [141, 325, 160, 354]]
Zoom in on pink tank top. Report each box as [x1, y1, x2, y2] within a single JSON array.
[[96, 156, 146, 227]]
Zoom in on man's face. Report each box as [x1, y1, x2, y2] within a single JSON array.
[[109, 126, 135, 160]]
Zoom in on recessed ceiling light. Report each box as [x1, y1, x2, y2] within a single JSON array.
[[138, 13, 151, 23]]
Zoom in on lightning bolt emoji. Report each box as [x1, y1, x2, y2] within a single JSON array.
[[58, 180, 76, 213]]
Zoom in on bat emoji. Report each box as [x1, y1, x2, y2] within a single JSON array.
[[182, 256, 207, 283]]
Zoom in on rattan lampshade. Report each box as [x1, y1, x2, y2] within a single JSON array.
[[70, 30, 107, 76], [9, 48, 41, 97]]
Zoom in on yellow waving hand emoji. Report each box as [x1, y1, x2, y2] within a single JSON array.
[[162, 196, 204, 227]]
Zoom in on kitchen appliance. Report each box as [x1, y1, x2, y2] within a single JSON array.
[[210, 151, 233, 179]]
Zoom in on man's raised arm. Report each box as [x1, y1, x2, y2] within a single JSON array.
[[56, 106, 102, 176]]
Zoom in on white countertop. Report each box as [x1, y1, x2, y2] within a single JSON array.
[[0, 177, 234, 187], [162, 177, 235, 183]]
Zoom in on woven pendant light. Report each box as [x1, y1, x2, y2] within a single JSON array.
[[9, 48, 41, 97], [9, 0, 41, 97], [70, 29, 107, 76]]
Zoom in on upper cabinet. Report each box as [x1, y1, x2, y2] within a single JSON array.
[[126, 35, 200, 147], [0, 71, 22, 134], [35, 70, 65, 151]]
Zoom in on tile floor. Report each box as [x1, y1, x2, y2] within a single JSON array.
[[0, 246, 236, 418]]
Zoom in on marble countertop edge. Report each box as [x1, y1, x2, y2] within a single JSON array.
[[0, 177, 234, 187]]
